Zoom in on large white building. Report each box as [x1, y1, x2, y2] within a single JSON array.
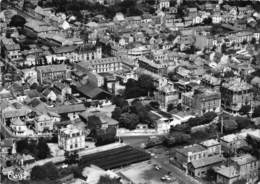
[[58, 125, 85, 152]]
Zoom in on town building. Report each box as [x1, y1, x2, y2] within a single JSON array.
[[187, 155, 225, 178], [201, 74, 221, 90], [154, 84, 179, 110], [1, 37, 22, 61], [36, 64, 68, 84], [35, 113, 58, 133], [80, 110, 118, 131], [216, 154, 259, 184], [158, 0, 170, 10], [173, 144, 209, 171], [200, 139, 222, 157], [24, 20, 59, 38], [10, 118, 28, 136], [220, 78, 253, 113], [219, 134, 247, 154], [58, 124, 85, 152], [137, 57, 165, 76], [182, 88, 221, 115]]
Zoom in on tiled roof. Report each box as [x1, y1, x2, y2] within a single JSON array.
[[55, 104, 86, 114], [190, 155, 224, 169], [176, 144, 206, 156]]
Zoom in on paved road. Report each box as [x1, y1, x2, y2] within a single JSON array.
[[153, 157, 202, 184]]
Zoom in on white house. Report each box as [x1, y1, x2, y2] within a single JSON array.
[[10, 118, 29, 136], [58, 124, 85, 152]]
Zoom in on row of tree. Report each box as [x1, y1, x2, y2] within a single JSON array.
[[16, 138, 50, 160], [31, 162, 59, 180], [111, 97, 155, 130], [124, 74, 155, 99], [42, 0, 142, 20]]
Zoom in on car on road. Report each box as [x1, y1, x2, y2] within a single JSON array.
[[161, 175, 175, 182], [153, 164, 161, 170]]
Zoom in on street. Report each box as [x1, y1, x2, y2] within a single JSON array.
[[123, 135, 202, 184], [152, 158, 201, 184]]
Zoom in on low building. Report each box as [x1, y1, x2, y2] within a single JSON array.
[[10, 118, 28, 136], [159, 0, 170, 10], [188, 155, 225, 178], [137, 57, 165, 76], [24, 20, 59, 38], [80, 110, 118, 131], [182, 88, 221, 115], [35, 114, 55, 133], [58, 124, 85, 152], [174, 144, 209, 171], [200, 139, 222, 157], [201, 74, 221, 90], [219, 134, 247, 154], [1, 37, 22, 61], [216, 154, 258, 184], [55, 104, 86, 121]]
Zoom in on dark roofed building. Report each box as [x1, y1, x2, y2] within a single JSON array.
[[55, 104, 86, 114], [187, 155, 225, 178], [76, 84, 111, 100], [36, 64, 68, 84]]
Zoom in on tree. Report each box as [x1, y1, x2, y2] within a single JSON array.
[[241, 39, 248, 45], [167, 104, 175, 112], [9, 15, 26, 27], [149, 101, 159, 109], [221, 43, 227, 54], [111, 95, 129, 109], [167, 34, 176, 42], [203, 17, 212, 25], [223, 119, 238, 133], [42, 162, 59, 180], [250, 37, 256, 45], [111, 107, 123, 121], [65, 152, 79, 165], [84, 101, 91, 108], [205, 168, 217, 181], [235, 117, 253, 130], [97, 175, 122, 184], [119, 113, 139, 130], [37, 138, 50, 159], [16, 139, 29, 153], [30, 82, 38, 90], [95, 127, 117, 146], [163, 133, 191, 147], [252, 105, 260, 118], [137, 74, 155, 96], [131, 100, 154, 126], [31, 166, 47, 180], [233, 178, 247, 184]]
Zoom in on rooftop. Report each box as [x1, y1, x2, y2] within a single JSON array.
[[231, 154, 256, 166], [200, 139, 220, 148], [215, 165, 239, 179], [25, 20, 58, 33], [176, 144, 206, 156], [220, 134, 242, 143], [60, 124, 82, 135], [55, 104, 86, 114], [190, 155, 224, 169], [37, 64, 67, 73], [80, 110, 118, 126], [222, 78, 252, 91]]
